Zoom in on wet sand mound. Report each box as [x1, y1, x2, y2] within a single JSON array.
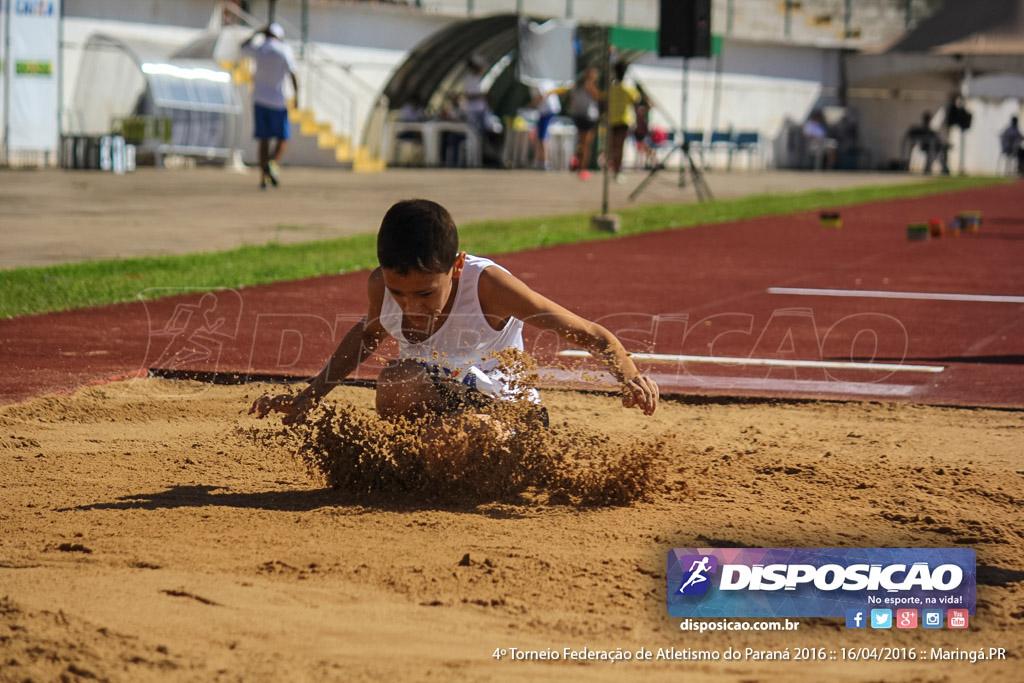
[[250, 399, 668, 507], [249, 352, 668, 506]]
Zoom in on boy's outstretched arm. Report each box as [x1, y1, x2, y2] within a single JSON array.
[[250, 269, 388, 423], [478, 268, 659, 415]]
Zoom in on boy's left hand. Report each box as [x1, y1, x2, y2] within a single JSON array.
[[622, 375, 659, 416], [249, 392, 316, 425]]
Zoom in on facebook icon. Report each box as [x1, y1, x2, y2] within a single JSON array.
[[846, 608, 867, 629]]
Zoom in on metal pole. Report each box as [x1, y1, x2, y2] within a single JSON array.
[[784, 0, 791, 38], [681, 59, 689, 133], [905, 0, 913, 28], [844, 0, 851, 39], [711, 50, 723, 133], [566, 0, 573, 19], [2, 0, 11, 165], [307, 61, 314, 113], [727, 0, 734, 35], [679, 58, 688, 184], [268, 0, 276, 22], [301, 0, 308, 59], [350, 96, 357, 156], [601, 31, 611, 216], [617, 0, 624, 25], [57, 0, 64, 167]]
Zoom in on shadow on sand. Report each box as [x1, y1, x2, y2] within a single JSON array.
[[57, 484, 532, 517]]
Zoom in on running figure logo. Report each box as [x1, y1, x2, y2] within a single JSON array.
[[677, 554, 718, 595]]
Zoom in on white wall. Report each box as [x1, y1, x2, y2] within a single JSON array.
[[850, 91, 948, 171], [852, 91, 1024, 174], [962, 98, 1023, 175], [417, 0, 935, 49], [65, 0, 214, 28], [629, 39, 841, 168], [242, 0, 452, 50]]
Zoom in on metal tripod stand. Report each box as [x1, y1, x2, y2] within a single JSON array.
[[628, 139, 713, 203]]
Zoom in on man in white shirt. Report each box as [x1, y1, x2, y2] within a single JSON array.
[[462, 55, 490, 133], [240, 23, 299, 189], [530, 79, 561, 170]]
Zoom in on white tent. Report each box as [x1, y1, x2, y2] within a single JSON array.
[[846, 0, 1024, 173], [71, 33, 243, 164]]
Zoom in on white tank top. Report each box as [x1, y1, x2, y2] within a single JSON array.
[[379, 255, 533, 401]]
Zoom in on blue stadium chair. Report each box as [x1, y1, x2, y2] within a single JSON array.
[[732, 131, 761, 170], [708, 130, 736, 169]]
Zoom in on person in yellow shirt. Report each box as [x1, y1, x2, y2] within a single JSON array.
[[608, 62, 639, 183]]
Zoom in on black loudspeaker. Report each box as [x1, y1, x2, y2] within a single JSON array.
[[659, 0, 712, 58]]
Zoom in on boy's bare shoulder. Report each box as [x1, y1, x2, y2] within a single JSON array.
[[367, 267, 385, 305], [478, 263, 521, 295], [477, 263, 544, 312]]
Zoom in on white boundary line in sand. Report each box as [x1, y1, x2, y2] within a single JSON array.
[[767, 286, 1024, 304], [556, 350, 944, 374], [541, 369, 922, 398]]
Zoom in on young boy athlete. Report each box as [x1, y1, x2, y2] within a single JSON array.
[[250, 199, 658, 425]]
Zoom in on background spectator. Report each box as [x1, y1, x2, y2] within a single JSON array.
[[803, 109, 836, 169], [999, 115, 1024, 175]]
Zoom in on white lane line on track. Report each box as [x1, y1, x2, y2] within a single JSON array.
[[557, 350, 944, 374], [768, 287, 1024, 304], [540, 369, 922, 398]]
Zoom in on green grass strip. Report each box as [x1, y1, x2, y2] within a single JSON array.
[[0, 175, 1004, 319]]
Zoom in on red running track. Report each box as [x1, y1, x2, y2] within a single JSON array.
[[2, 181, 1022, 408]]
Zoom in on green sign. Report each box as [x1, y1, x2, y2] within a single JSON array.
[[610, 26, 659, 52], [15, 61, 52, 76], [609, 27, 723, 56]]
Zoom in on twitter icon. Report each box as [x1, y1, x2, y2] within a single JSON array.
[[870, 609, 892, 629]]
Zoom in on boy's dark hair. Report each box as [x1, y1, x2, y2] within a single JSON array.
[[377, 199, 459, 274], [614, 61, 627, 82]]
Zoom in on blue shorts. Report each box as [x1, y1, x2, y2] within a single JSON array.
[[536, 113, 556, 141], [253, 104, 289, 140], [416, 361, 550, 427]]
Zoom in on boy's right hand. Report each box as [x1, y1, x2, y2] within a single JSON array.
[[249, 392, 316, 425], [622, 375, 659, 416]]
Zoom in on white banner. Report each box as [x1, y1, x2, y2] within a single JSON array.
[[6, 0, 61, 152], [0, 1, 7, 141]]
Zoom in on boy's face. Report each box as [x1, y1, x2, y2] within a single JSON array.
[[382, 253, 465, 332]]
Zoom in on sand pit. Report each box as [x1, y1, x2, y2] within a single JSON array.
[[1, 378, 1022, 681]]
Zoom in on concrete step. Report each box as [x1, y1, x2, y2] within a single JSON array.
[[282, 129, 353, 169], [353, 146, 385, 173], [241, 108, 380, 170]]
